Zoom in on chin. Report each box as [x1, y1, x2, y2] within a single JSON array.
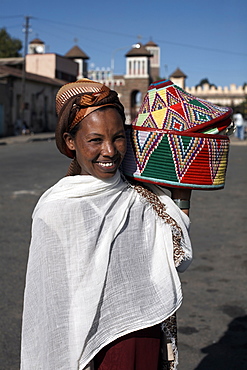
[[96, 171, 118, 180]]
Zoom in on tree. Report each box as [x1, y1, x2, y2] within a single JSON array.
[[0, 28, 22, 58], [196, 78, 216, 89], [198, 78, 210, 86]]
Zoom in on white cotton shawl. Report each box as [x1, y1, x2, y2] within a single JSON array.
[[21, 171, 192, 370]]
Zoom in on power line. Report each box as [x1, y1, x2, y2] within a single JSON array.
[[155, 38, 247, 57], [0, 15, 23, 19], [34, 17, 247, 58], [1, 15, 246, 58]]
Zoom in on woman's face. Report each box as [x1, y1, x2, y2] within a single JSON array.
[[64, 108, 126, 179]]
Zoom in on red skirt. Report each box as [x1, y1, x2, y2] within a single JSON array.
[[94, 325, 161, 370]]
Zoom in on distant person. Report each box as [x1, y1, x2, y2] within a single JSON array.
[[233, 111, 244, 140], [14, 118, 22, 136], [21, 79, 192, 370], [21, 121, 30, 135]]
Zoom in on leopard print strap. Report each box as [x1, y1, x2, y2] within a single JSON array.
[[160, 313, 178, 370], [132, 183, 185, 267]]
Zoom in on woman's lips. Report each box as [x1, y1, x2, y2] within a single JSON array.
[[95, 160, 119, 171], [97, 162, 115, 167]]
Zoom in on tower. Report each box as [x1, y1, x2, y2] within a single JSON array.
[[65, 45, 89, 79], [28, 38, 45, 54], [122, 43, 152, 122], [169, 68, 187, 89], [125, 43, 152, 79], [145, 40, 160, 82]]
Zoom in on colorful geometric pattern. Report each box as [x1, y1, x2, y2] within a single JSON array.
[[122, 129, 230, 189], [133, 80, 232, 133], [122, 79, 232, 189]]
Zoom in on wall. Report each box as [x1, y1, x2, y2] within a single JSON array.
[[21, 80, 59, 133], [185, 82, 247, 107], [26, 54, 78, 81], [95, 76, 150, 124], [26, 54, 56, 78], [0, 75, 62, 137]]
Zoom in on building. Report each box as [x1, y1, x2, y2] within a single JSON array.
[[0, 36, 79, 137], [168, 68, 247, 108], [0, 37, 246, 137], [89, 41, 160, 123], [88, 42, 246, 123], [0, 39, 84, 137], [186, 82, 247, 107], [26, 46, 78, 82], [0, 61, 66, 136]]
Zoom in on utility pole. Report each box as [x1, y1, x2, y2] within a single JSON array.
[[20, 16, 32, 129]]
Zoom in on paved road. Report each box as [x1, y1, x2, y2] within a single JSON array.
[[0, 137, 246, 370]]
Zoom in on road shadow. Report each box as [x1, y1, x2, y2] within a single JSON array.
[[195, 315, 247, 370]]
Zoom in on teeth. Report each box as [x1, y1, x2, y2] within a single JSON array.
[[98, 162, 114, 167]]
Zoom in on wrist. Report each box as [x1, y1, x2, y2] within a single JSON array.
[[172, 199, 190, 210]]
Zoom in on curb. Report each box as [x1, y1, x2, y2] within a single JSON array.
[[0, 133, 55, 146]]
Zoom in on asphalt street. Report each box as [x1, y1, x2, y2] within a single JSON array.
[[0, 136, 246, 370]]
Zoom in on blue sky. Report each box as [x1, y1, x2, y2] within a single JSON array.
[[1, 0, 246, 87]]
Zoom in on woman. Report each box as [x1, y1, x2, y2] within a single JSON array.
[[21, 79, 192, 370]]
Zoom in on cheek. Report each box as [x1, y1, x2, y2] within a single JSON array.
[[116, 139, 127, 156], [121, 141, 127, 156], [76, 142, 98, 161]]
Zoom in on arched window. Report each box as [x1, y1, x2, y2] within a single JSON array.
[[130, 90, 142, 121]]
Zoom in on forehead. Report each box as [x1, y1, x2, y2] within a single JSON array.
[[79, 108, 124, 133]]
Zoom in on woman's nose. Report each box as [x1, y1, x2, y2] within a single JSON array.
[[101, 141, 116, 157]]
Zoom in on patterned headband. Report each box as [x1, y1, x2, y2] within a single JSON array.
[[56, 78, 108, 116]]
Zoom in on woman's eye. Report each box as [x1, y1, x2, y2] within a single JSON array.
[[88, 138, 102, 142], [115, 135, 126, 140]]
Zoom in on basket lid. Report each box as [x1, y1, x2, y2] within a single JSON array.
[[132, 79, 232, 134]]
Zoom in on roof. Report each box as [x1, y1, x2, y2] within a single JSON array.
[[145, 40, 158, 47], [125, 43, 152, 57], [65, 45, 89, 59], [170, 67, 187, 78], [0, 65, 66, 86], [29, 38, 45, 45], [0, 57, 24, 66]]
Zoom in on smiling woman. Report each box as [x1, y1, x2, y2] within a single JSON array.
[[55, 79, 126, 176], [63, 107, 126, 179], [21, 78, 193, 370]]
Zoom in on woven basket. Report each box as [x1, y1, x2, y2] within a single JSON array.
[[122, 80, 232, 190]]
